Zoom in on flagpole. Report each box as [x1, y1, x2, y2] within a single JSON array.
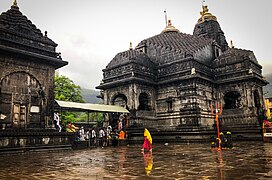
[[164, 9, 167, 27]]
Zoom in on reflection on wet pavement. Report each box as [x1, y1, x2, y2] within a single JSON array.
[[0, 141, 272, 179]]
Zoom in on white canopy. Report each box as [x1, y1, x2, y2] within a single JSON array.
[[55, 100, 129, 113]]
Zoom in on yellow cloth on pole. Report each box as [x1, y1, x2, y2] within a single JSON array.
[[144, 128, 152, 144]]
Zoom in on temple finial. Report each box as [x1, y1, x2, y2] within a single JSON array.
[[197, 3, 217, 23], [230, 40, 234, 48], [129, 42, 133, 50], [13, 0, 18, 7], [202, 0, 206, 6], [161, 19, 180, 33]]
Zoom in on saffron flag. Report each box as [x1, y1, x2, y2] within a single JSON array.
[[144, 128, 152, 144]]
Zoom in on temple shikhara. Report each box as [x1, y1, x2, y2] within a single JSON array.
[[97, 5, 268, 139]]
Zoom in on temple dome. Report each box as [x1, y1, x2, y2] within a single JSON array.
[[136, 31, 213, 60]]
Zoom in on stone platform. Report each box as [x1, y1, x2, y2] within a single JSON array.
[[0, 129, 74, 154], [127, 125, 263, 144]]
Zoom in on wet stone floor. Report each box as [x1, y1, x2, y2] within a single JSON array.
[[0, 141, 272, 179]]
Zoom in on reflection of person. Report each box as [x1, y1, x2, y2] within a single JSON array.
[[143, 151, 153, 176], [142, 128, 152, 152]]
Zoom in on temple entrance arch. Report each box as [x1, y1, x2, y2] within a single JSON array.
[[223, 91, 241, 109], [0, 71, 44, 128], [138, 92, 150, 111]]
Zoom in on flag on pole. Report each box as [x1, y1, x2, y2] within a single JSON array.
[[144, 128, 152, 144]]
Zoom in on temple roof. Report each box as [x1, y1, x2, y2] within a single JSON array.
[[0, 2, 67, 69], [137, 31, 214, 55], [0, 5, 57, 46], [216, 47, 258, 66], [0, 3, 57, 46], [106, 49, 153, 69], [219, 48, 256, 61]]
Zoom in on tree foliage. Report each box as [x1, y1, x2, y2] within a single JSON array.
[[54, 73, 104, 125], [54, 74, 84, 103]]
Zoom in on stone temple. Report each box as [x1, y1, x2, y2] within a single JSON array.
[[0, 1, 73, 152], [0, 2, 67, 129], [97, 5, 268, 139]]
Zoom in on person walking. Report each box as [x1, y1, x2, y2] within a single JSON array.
[[54, 112, 61, 132], [98, 128, 105, 147], [91, 128, 97, 147]]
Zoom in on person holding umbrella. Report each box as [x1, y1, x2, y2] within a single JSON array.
[[142, 128, 152, 152]]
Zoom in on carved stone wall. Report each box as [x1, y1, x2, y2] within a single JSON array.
[[0, 51, 56, 129]]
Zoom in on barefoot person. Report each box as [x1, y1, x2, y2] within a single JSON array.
[[142, 128, 152, 152]]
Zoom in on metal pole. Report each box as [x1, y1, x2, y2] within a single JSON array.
[[211, 101, 222, 150], [88, 111, 90, 126]]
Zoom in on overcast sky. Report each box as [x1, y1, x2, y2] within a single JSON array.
[[1, 0, 272, 90]]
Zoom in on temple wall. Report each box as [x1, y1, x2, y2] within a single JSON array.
[[0, 53, 56, 128], [217, 80, 264, 127]]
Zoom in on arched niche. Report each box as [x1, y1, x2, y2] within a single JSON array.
[[138, 92, 150, 111], [112, 93, 128, 108], [223, 91, 241, 109]]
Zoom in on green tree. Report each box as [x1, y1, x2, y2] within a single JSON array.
[[54, 74, 84, 123], [54, 74, 84, 103], [54, 74, 104, 125]]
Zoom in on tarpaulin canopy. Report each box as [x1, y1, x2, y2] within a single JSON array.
[[55, 100, 129, 113]]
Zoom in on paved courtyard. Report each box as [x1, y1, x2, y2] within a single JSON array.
[[0, 141, 271, 179]]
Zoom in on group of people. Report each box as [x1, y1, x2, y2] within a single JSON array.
[[96, 126, 127, 147], [211, 131, 233, 149], [63, 123, 128, 147]]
